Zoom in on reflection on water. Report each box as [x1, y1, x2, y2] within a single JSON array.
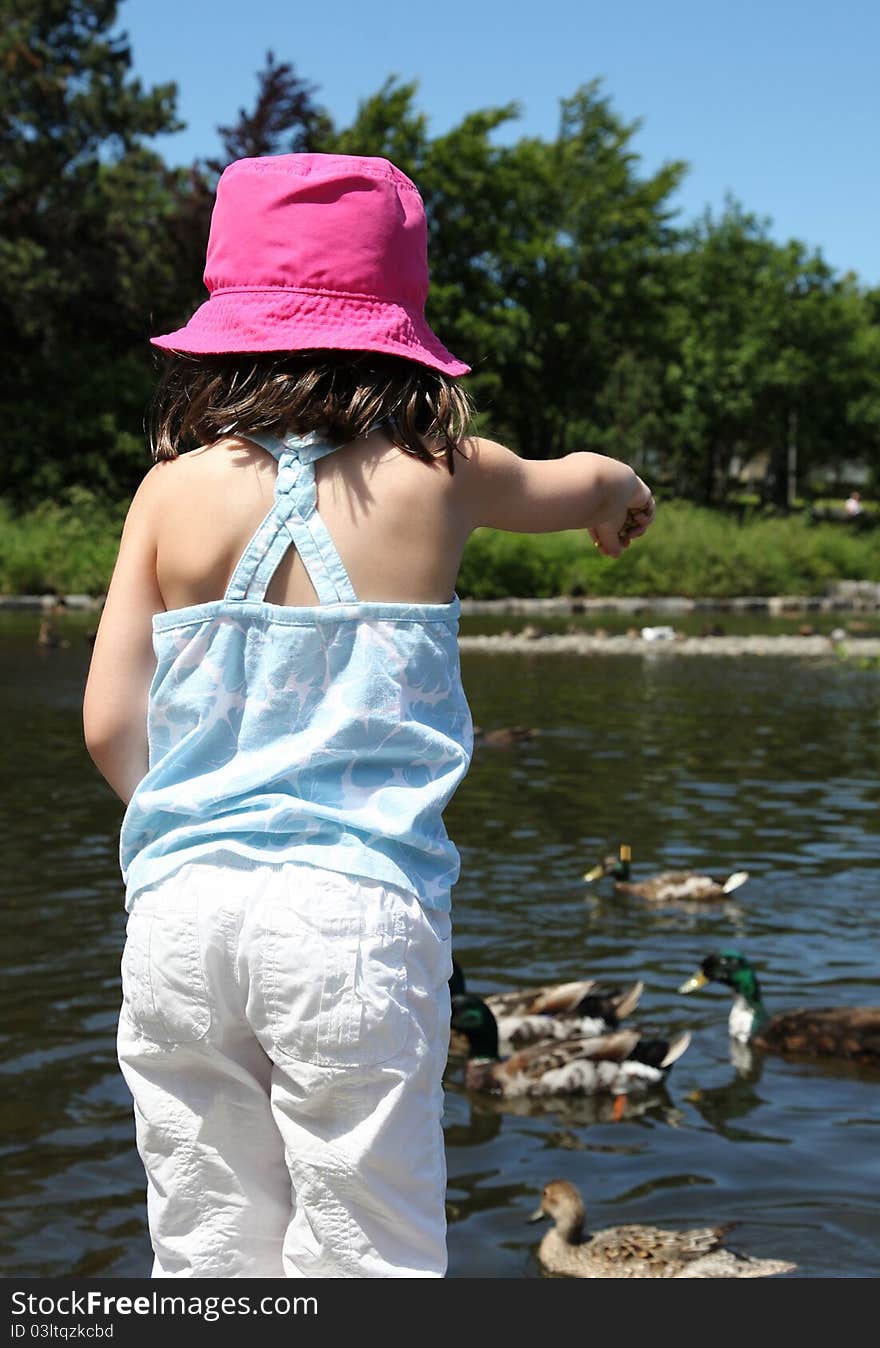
[[1, 612, 879, 1277]]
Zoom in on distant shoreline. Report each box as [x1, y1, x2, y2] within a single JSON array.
[[5, 592, 878, 657], [458, 586, 880, 616], [1, 582, 878, 617], [2, 584, 880, 616]]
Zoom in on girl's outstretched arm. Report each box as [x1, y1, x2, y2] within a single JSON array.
[[455, 437, 654, 557], [83, 468, 166, 803]]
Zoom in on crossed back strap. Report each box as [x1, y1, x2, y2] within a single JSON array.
[[223, 429, 358, 606]]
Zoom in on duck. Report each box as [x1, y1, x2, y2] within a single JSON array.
[[38, 597, 70, 649], [529, 1179, 796, 1278], [679, 950, 880, 1065], [449, 958, 644, 1049], [37, 614, 61, 649], [583, 844, 749, 904], [472, 725, 538, 748], [450, 993, 690, 1099]]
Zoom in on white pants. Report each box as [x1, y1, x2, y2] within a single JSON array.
[[116, 860, 452, 1278]]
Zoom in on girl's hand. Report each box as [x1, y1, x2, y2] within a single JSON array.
[[589, 479, 656, 558]]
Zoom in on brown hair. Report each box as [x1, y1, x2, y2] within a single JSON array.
[[149, 351, 474, 474]]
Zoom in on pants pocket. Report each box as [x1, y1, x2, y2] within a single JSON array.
[[261, 878, 410, 1069], [120, 899, 212, 1044]]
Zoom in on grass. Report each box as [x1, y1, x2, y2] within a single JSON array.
[[1, 492, 878, 600]]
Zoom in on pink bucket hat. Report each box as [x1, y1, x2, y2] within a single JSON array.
[[151, 153, 470, 376]]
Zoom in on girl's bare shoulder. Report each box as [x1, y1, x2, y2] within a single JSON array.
[[146, 438, 275, 505], [151, 436, 273, 479], [441, 434, 537, 529]]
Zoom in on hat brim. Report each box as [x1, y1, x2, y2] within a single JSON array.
[[150, 288, 470, 376]]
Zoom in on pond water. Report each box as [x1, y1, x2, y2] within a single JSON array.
[[1, 612, 878, 1278], [458, 607, 880, 639]]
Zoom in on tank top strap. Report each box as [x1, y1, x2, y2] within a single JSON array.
[[223, 429, 358, 606]]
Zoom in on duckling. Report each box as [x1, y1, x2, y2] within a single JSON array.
[[450, 958, 643, 1049], [450, 993, 690, 1099], [529, 1179, 796, 1278], [679, 951, 880, 1065], [584, 844, 749, 904]]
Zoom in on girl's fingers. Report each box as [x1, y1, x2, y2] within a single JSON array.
[[591, 490, 656, 557], [618, 498, 656, 545], [593, 522, 623, 558]]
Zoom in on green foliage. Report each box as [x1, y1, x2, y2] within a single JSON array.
[[458, 504, 880, 599], [422, 82, 686, 462], [456, 529, 580, 599], [0, 487, 124, 593], [0, 0, 184, 501], [665, 203, 880, 505]]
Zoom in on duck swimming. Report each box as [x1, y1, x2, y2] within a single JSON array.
[[679, 951, 880, 1065], [449, 958, 643, 1049], [584, 844, 749, 904], [472, 725, 538, 748], [529, 1179, 796, 1278], [450, 993, 690, 1099]]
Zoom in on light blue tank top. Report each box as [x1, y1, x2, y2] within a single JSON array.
[[119, 428, 474, 913]]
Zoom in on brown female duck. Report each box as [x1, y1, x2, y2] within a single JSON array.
[[530, 1179, 796, 1278]]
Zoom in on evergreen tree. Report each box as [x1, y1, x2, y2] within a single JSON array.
[[0, 0, 182, 500]]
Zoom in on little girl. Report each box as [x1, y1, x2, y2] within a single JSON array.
[[83, 152, 655, 1279]]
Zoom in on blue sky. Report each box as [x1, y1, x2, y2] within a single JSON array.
[[123, 0, 879, 284]]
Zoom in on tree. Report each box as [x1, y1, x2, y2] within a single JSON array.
[[319, 75, 425, 171], [0, 0, 183, 500], [666, 203, 880, 504], [212, 51, 330, 169], [420, 82, 684, 459]]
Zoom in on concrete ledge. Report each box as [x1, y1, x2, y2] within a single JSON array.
[[458, 634, 880, 657], [0, 594, 102, 610], [460, 591, 880, 616]]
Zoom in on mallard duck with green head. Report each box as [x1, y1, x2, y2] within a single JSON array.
[[450, 993, 690, 1099], [449, 958, 643, 1050], [584, 844, 749, 904], [529, 1179, 796, 1278], [679, 951, 880, 1065]]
